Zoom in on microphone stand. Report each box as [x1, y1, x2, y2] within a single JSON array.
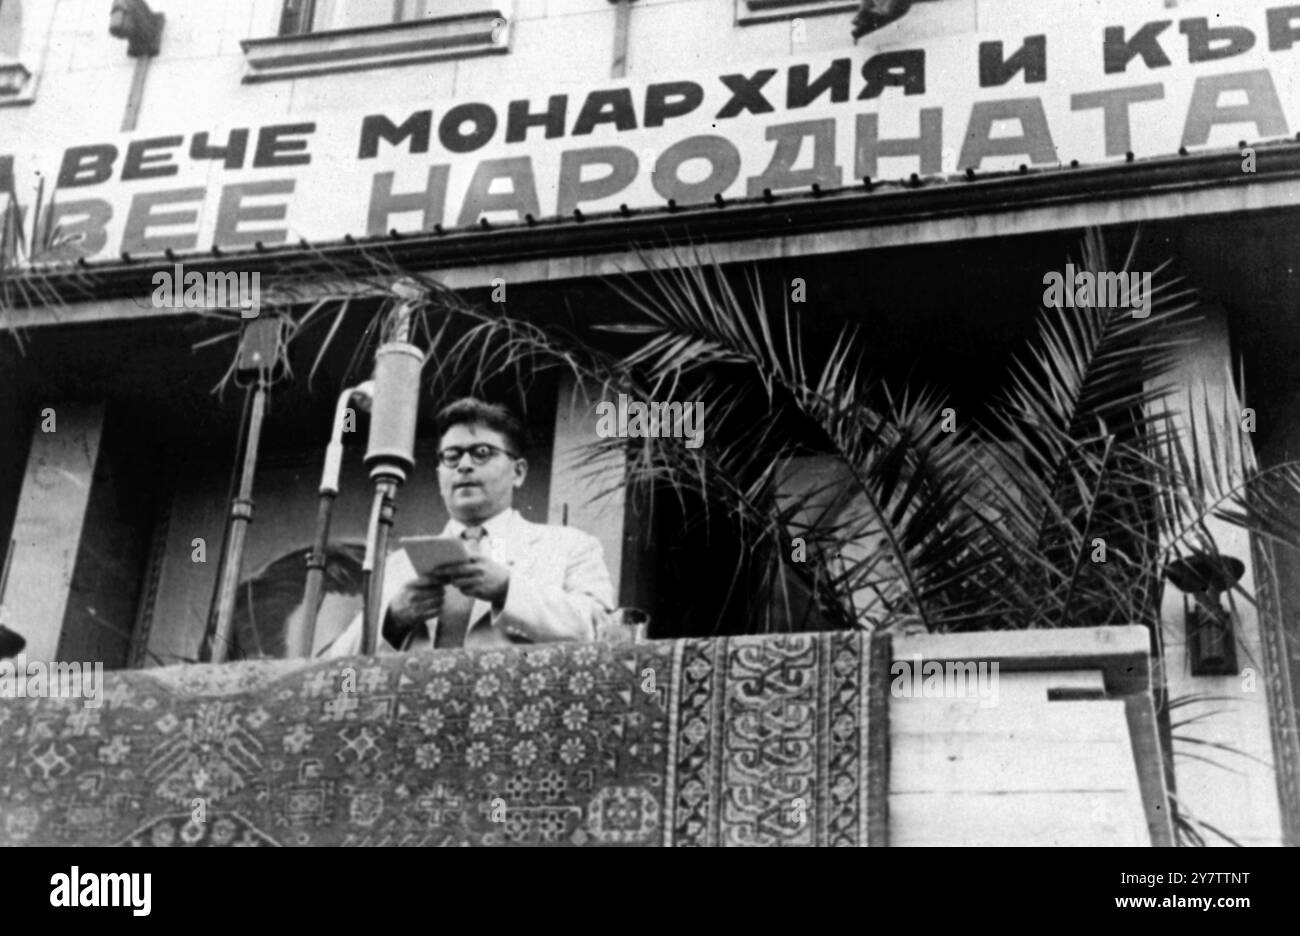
[[360, 281, 425, 654], [290, 381, 374, 658], [202, 316, 283, 664], [361, 477, 401, 654]]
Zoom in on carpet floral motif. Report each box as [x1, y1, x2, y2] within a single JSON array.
[[0, 633, 888, 846]]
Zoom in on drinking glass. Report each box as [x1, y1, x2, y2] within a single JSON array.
[[599, 607, 650, 644]]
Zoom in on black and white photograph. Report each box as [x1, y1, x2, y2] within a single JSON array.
[[0, 0, 1296, 894]]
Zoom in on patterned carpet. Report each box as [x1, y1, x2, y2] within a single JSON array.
[[0, 632, 890, 846]]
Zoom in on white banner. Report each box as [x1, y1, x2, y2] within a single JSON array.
[[3, 0, 1298, 264]]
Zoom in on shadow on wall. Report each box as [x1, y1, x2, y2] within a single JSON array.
[[230, 542, 366, 660]]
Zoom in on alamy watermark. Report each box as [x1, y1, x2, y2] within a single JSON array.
[[1042, 265, 1152, 319], [50, 867, 151, 916], [0, 654, 104, 708], [595, 394, 704, 449], [151, 262, 261, 317], [890, 653, 1000, 707]]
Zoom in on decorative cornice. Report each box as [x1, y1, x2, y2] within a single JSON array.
[[240, 10, 508, 83]]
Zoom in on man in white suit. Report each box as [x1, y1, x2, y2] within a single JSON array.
[[325, 398, 614, 656]]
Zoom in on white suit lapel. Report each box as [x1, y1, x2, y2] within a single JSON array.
[[469, 511, 541, 630]]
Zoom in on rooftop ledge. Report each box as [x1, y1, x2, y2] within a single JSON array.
[[239, 11, 509, 83]]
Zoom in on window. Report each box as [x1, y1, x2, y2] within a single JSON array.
[[334, 0, 434, 30], [278, 0, 446, 37], [736, 0, 859, 28], [736, 0, 942, 35], [277, 0, 316, 36], [245, 0, 510, 82]]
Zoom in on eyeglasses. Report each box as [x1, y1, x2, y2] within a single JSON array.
[[437, 443, 518, 467]]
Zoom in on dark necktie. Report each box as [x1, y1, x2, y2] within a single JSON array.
[[433, 526, 485, 649]]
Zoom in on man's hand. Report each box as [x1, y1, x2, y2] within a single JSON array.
[[384, 575, 446, 647], [438, 557, 511, 608]]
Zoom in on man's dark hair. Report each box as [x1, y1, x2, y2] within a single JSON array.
[[434, 397, 527, 454]]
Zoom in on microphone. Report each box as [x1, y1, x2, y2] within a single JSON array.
[[290, 381, 376, 658], [364, 302, 423, 485], [321, 381, 374, 496], [359, 279, 427, 653]]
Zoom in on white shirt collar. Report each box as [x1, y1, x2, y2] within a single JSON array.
[[444, 508, 520, 541]]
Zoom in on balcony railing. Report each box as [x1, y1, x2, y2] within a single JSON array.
[[0, 626, 1168, 846]]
